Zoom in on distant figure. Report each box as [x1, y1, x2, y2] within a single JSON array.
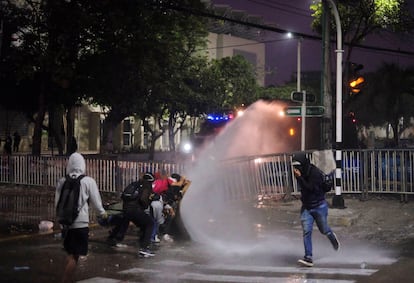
[[3, 135, 12, 155], [13, 132, 21, 152], [68, 136, 78, 155]]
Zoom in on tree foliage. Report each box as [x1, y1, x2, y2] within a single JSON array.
[[0, 0, 89, 155], [348, 63, 414, 146], [310, 0, 414, 60], [74, 0, 211, 155], [1, 0, 263, 157], [203, 55, 259, 111]]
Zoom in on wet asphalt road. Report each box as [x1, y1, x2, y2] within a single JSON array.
[[1, 225, 414, 283]]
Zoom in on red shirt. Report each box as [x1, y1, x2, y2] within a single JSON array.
[[152, 177, 174, 194]]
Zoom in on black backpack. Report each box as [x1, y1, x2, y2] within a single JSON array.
[[121, 179, 152, 209], [321, 171, 334, 192], [56, 175, 86, 226]]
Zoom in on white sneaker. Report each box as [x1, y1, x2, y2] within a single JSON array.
[[163, 234, 174, 243], [139, 248, 155, 257], [152, 235, 161, 243]]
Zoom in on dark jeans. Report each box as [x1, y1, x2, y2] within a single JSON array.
[[108, 214, 129, 242], [300, 200, 334, 258], [124, 208, 154, 248]]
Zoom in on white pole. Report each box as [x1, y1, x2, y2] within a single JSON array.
[[297, 38, 305, 150], [301, 91, 306, 151], [327, 0, 345, 207]]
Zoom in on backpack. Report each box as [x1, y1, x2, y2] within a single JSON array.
[[56, 174, 86, 226], [121, 179, 152, 209], [321, 171, 334, 192]]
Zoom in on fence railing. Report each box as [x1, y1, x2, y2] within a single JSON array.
[[1, 149, 413, 232], [0, 155, 185, 193], [1, 149, 413, 197], [215, 149, 414, 201]]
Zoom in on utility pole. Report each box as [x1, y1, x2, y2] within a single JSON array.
[[321, 1, 332, 150], [326, 0, 345, 209]]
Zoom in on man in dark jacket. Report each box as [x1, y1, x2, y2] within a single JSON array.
[[292, 153, 340, 267], [107, 173, 155, 257]]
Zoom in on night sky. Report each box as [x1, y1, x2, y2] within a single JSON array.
[[210, 0, 414, 86]]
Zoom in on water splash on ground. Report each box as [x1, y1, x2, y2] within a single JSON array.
[[180, 100, 397, 265]]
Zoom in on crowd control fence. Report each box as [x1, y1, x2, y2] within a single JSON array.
[[0, 149, 413, 231]]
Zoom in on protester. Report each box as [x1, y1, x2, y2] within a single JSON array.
[[3, 135, 12, 155], [107, 173, 154, 251], [13, 131, 21, 152], [292, 152, 340, 267], [152, 170, 175, 195], [55, 152, 107, 283], [151, 172, 191, 243], [68, 136, 78, 155], [107, 172, 155, 257], [148, 193, 166, 243]]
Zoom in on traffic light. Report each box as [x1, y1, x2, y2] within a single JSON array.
[[349, 76, 364, 95], [347, 62, 364, 96]]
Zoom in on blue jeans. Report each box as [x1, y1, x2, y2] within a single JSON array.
[[300, 201, 334, 258]]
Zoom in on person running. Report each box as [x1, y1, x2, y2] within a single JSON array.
[[55, 152, 107, 283], [292, 152, 340, 267]]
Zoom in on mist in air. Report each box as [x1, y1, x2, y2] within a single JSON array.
[[180, 100, 396, 265], [181, 100, 298, 254]]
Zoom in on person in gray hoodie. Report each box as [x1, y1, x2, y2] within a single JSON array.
[[55, 152, 107, 283]]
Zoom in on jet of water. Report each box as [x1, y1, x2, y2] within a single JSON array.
[[181, 100, 296, 253]]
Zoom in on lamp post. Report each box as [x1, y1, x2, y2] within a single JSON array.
[[288, 33, 306, 150], [297, 37, 306, 151]]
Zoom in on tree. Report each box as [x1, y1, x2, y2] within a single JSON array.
[[310, 0, 413, 149], [207, 55, 259, 110], [348, 63, 414, 146], [77, 0, 209, 156], [0, 0, 91, 155], [311, 0, 414, 62]]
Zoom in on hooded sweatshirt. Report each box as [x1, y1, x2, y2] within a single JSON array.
[[292, 153, 325, 209], [55, 152, 106, 229]]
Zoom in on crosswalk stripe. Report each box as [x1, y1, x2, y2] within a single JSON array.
[[80, 272, 355, 283], [157, 260, 378, 276], [81, 259, 379, 283], [119, 268, 356, 283], [77, 277, 139, 283], [178, 272, 355, 283]]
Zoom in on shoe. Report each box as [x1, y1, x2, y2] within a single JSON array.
[[329, 232, 340, 251], [138, 248, 155, 258], [298, 257, 313, 267], [163, 234, 174, 243], [151, 235, 161, 244], [115, 243, 128, 248], [106, 237, 117, 246]]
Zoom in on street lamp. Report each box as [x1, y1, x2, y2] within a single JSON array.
[[287, 32, 305, 150]]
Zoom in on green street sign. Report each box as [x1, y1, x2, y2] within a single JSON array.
[[306, 106, 324, 116], [285, 106, 325, 117], [291, 91, 315, 103], [285, 107, 301, 116]]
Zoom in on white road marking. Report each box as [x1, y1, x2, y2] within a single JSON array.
[[157, 260, 378, 276]]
